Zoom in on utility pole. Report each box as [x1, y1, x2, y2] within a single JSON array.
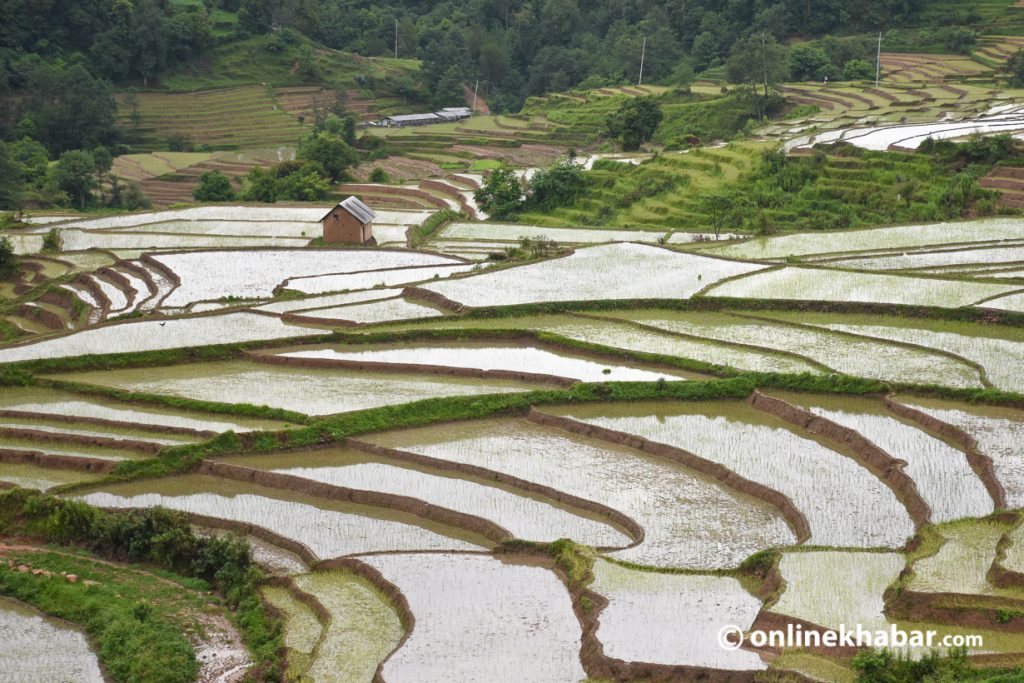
[[875, 31, 882, 88], [395, 18, 399, 59], [472, 79, 479, 112], [638, 36, 646, 86]]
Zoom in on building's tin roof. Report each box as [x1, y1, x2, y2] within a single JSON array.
[[319, 195, 377, 224]]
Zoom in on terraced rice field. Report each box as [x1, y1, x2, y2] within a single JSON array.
[[553, 402, 917, 548], [76, 475, 489, 558], [9, 194, 1024, 680], [0, 596, 105, 682], [770, 551, 905, 631], [54, 361, 540, 417], [366, 417, 796, 569], [272, 343, 686, 382], [422, 243, 765, 307]]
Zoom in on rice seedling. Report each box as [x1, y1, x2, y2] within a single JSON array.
[[771, 551, 905, 631], [292, 572, 403, 683]]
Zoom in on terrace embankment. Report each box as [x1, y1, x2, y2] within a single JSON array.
[[0, 448, 118, 474], [884, 396, 1007, 509], [196, 460, 511, 545], [525, 408, 811, 543], [748, 391, 932, 529]]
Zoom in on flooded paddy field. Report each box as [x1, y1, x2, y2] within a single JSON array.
[[357, 553, 586, 683], [0, 312, 319, 363], [551, 402, 917, 549], [225, 447, 631, 547], [366, 416, 796, 569], [0, 462, 107, 490], [75, 474, 490, 558], [770, 551, 905, 631], [292, 572, 403, 683], [0, 386, 293, 432], [52, 361, 541, 417], [779, 393, 995, 522], [421, 243, 766, 306], [270, 341, 690, 383], [604, 310, 982, 387], [590, 559, 767, 671], [0, 596, 105, 682]]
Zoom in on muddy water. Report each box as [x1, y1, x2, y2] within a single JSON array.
[[293, 572, 403, 683], [57, 361, 539, 417], [0, 596, 105, 682], [591, 559, 766, 670], [367, 417, 794, 569], [359, 553, 585, 683], [225, 448, 630, 547], [0, 436, 147, 461], [0, 462, 106, 490], [0, 417, 197, 446], [74, 474, 489, 558], [555, 401, 916, 549]]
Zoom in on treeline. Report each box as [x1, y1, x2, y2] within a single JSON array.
[[2, 0, 931, 116]]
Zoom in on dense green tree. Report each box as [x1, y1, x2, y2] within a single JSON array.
[[19, 62, 118, 155], [193, 171, 236, 202], [275, 161, 331, 201], [843, 59, 875, 81], [0, 142, 24, 210], [725, 33, 789, 97], [297, 132, 358, 182], [527, 160, 586, 210], [606, 97, 664, 151], [10, 139, 49, 184], [701, 190, 754, 238], [1004, 49, 1024, 88], [239, 0, 274, 33], [474, 166, 524, 219], [0, 235, 16, 277], [789, 45, 832, 82], [53, 150, 97, 209]]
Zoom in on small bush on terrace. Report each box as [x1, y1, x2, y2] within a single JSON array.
[[192, 170, 236, 202], [0, 235, 16, 277]]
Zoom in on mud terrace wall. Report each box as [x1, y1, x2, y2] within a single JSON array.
[[526, 408, 812, 543], [0, 409, 216, 438], [0, 448, 118, 474], [748, 391, 932, 529], [0, 427, 162, 455]]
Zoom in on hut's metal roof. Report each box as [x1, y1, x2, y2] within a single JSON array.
[[319, 196, 376, 224]]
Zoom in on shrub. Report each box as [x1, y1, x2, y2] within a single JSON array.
[[0, 235, 16, 276], [192, 171, 235, 202], [368, 167, 391, 184]]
